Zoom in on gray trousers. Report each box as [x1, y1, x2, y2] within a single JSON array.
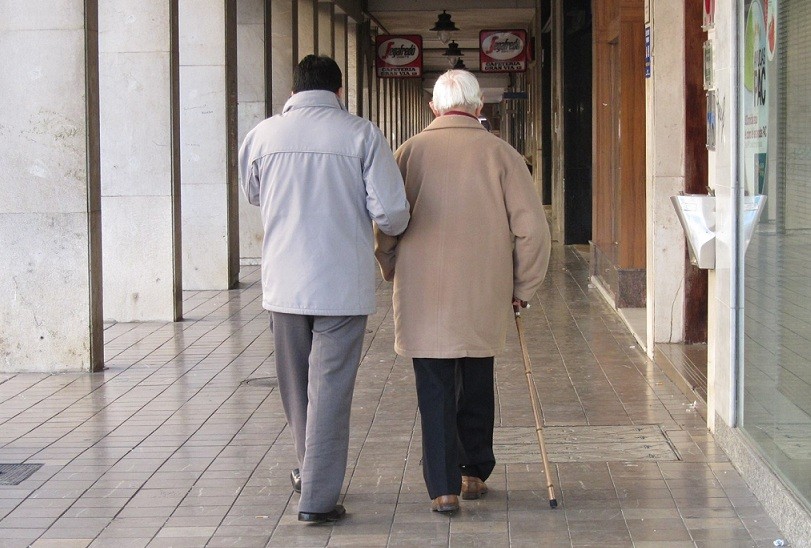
[[270, 312, 367, 513]]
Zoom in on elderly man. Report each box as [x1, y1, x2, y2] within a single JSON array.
[[376, 70, 551, 514], [240, 55, 410, 523]]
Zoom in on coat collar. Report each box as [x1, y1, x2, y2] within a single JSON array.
[[424, 114, 487, 132], [282, 90, 345, 114]]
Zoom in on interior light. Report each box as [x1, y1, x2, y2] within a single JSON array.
[[430, 10, 459, 44]]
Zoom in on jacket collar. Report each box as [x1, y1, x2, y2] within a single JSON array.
[[282, 90, 345, 114], [424, 114, 486, 132]]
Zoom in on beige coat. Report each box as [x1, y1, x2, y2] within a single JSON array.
[[375, 115, 551, 358]]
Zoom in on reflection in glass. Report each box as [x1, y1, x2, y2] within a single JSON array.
[[740, 0, 811, 512]]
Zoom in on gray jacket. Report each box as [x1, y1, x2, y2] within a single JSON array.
[[239, 90, 410, 315]]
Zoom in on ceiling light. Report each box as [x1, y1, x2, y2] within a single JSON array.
[[430, 10, 459, 44], [442, 40, 464, 67]]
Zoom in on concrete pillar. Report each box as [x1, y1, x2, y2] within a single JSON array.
[[414, 87, 418, 131], [407, 83, 413, 134], [381, 78, 387, 132], [0, 1, 103, 372], [549, 0, 565, 242], [387, 79, 394, 145], [179, 0, 239, 290], [346, 19, 359, 115], [411, 84, 417, 134], [334, 12, 347, 104], [396, 79, 404, 146], [402, 82, 409, 139], [271, 0, 296, 114], [389, 79, 395, 144], [645, 0, 687, 350], [346, 19, 364, 118], [99, 0, 182, 322], [237, 0, 266, 262], [317, 1, 334, 57], [298, 0, 316, 58], [379, 78, 387, 141], [370, 26, 379, 124], [373, 66, 381, 127], [706, 0, 738, 430]]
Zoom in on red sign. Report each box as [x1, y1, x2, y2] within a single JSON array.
[[703, 0, 715, 28], [375, 35, 423, 78], [479, 29, 528, 73]]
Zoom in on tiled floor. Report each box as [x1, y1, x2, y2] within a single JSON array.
[[654, 344, 708, 405], [0, 246, 785, 547]]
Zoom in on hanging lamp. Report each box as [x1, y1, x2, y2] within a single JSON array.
[[442, 40, 464, 67], [430, 10, 459, 44]]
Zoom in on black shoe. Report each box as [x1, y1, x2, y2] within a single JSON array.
[[290, 468, 301, 493], [298, 504, 346, 523]]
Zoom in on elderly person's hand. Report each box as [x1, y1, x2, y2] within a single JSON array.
[[512, 297, 528, 313]]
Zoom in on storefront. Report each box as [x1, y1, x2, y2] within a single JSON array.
[[737, 0, 811, 512]]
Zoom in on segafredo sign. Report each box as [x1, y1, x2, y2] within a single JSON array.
[[376, 35, 423, 78], [480, 29, 528, 73]]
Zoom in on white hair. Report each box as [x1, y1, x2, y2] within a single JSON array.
[[431, 70, 483, 114]]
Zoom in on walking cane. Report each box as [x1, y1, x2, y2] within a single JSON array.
[[514, 304, 558, 508]]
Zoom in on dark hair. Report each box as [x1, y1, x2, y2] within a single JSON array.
[[292, 55, 342, 93]]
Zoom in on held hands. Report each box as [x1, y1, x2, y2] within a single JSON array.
[[512, 297, 529, 315]]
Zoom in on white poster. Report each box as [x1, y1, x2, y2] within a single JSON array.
[[742, 0, 777, 195]]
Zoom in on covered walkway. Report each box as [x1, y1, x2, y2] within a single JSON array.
[[0, 245, 784, 547]]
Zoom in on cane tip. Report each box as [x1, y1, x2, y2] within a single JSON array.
[[549, 499, 558, 508]]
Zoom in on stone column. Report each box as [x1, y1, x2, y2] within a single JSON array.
[[384, 78, 393, 145], [346, 18, 359, 114], [0, 0, 103, 372], [645, 0, 687, 350], [298, 0, 316, 58], [271, 0, 296, 114], [317, 1, 334, 57], [334, 12, 347, 102], [99, 0, 182, 322], [179, 0, 239, 290], [237, 0, 267, 262], [707, 0, 739, 430]]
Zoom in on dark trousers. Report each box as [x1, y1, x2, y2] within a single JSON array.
[[412, 357, 496, 499]]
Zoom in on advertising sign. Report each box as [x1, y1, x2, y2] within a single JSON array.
[[742, 0, 777, 195], [706, 91, 717, 150], [375, 35, 423, 78], [703, 0, 715, 29], [479, 30, 528, 73], [703, 40, 714, 89]]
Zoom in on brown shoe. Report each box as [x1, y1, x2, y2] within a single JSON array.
[[461, 476, 488, 500], [431, 494, 459, 513]]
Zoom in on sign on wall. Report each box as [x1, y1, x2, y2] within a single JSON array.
[[703, 0, 715, 30], [742, 0, 777, 195], [479, 30, 528, 73], [375, 35, 423, 78]]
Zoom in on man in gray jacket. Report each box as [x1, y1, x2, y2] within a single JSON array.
[[239, 55, 410, 523]]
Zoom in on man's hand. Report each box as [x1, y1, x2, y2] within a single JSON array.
[[512, 297, 528, 314]]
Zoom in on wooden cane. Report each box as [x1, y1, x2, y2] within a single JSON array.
[[514, 309, 558, 508]]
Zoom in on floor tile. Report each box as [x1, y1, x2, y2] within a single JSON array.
[[0, 250, 789, 547]]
